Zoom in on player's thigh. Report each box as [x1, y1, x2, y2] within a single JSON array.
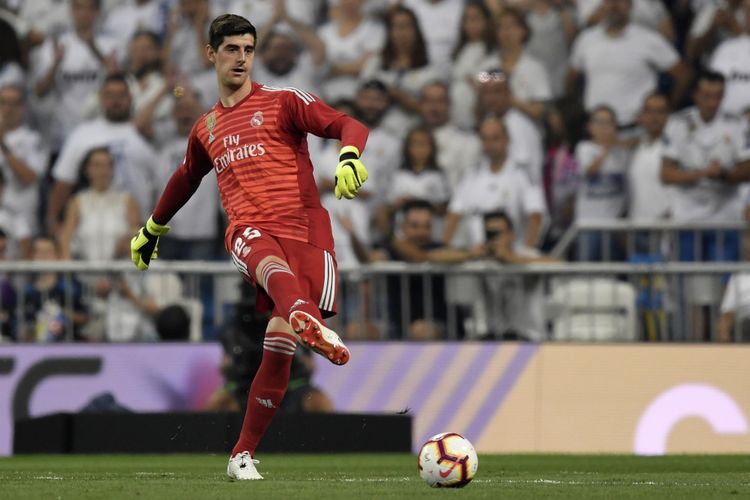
[[280, 238, 338, 317], [228, 225, 288, 285]]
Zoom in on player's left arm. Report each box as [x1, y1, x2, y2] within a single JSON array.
[[281, 90, 369, 199]]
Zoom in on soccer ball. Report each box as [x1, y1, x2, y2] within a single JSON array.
[[417, 432, 478, 488]]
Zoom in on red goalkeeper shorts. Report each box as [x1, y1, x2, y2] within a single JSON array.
[[226, 225, 338, 318]]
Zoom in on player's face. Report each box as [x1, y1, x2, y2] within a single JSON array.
[[694, 80, 724, 122], [0, 87, 24, 129], [208, 34, 256, 91], [403, 209, 433, 247]]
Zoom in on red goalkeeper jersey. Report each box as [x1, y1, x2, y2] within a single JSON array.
[[152, 82, 368, 252]]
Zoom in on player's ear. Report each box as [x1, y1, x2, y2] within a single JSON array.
[[206, 44, 216, 64]]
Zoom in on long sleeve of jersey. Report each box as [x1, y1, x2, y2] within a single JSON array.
[[152, 128, 213, 225], [280, 91, 369, 153]]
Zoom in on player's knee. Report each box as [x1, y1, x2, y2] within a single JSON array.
[[254, 255, 293, 284]]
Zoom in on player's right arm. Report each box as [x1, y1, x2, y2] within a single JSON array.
[[280, 90, 369, 199], [131, 125, 213, 270]]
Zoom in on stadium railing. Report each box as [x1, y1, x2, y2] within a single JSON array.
[[550, 220, 747, 261], [1, 258, 750, 343]]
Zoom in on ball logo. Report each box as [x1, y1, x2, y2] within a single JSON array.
[[251, 111, 264, 127]]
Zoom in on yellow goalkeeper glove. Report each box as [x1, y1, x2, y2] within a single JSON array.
[[335, 145, 368, 199], [130, 216, 170, 271]]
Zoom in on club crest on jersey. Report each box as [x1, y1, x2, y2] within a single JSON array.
[[251, 111, 264, 127], [206, 112, 217, 143]]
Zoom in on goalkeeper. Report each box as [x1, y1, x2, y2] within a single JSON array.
[[130, 14, 368, 480]]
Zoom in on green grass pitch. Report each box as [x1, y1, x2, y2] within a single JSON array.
[[1, 454, 749, 499]]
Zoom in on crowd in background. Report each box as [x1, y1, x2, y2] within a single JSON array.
[[1, 0, 750, 343]]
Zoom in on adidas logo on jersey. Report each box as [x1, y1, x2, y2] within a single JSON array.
[[256, 397, 276, 409]]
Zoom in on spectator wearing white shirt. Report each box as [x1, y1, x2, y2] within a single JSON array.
[[18, 0, 71, 43], [574, 105, 632, 260], [526, 0, 577, 99], [318, 0, 385, 100], [444, 115, 545, 248], [253, 1, 327, 96], [576, 0, 675, 40], [662, 70, 750, 341], [450, 1, 496, 129], [126, 31, 175, 145], [709, 0, 750, 114], [46, 75, 159, 235], [469, 210, 558, 341], [57, 147, 140, 262], [627, 93, 672, 259], [628, 93, 672, 225], [567, 0, 690, 129], [31, 0, 121, 151], [102, 0, 169, 55], [0, 86, 48, 237], [0, 169, 32, 259], [475, 70, 545, 185], [687, 0, 743, 65], [661, 70, 750, 262], [378, 125, 450, 236], [225, 0, 324, 29], [349, 80, 402, 217], [157, 88, 220, 261], [164, 0, 213, 77], [479, 7, 552, 122], [418, 81, 482, 188], [360, 5, 438, 133], [402, 0, 463, 76]]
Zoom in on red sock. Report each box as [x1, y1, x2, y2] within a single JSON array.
[[232, 331, 297, 457], [258, 260, 322, 321]]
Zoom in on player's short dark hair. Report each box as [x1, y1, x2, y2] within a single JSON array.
[[209, 14, 257, 51], [402, 199, 434, 217], [483, 210, 513, 231]]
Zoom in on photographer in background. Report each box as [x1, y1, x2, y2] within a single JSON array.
[[207, 282, 333, 413]]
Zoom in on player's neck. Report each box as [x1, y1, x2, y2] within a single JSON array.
[[220, 80, 254, 108]]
